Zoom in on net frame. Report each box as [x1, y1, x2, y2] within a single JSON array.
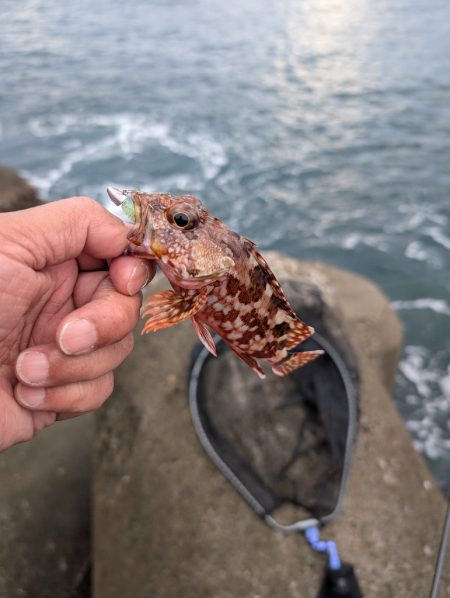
[[188, 332, 358, 533]]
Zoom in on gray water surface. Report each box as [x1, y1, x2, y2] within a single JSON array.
[[1, 0, 449, 487]]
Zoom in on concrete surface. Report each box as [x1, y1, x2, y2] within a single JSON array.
[[93, 255, 447, 598], [0, 414, 94, 598]]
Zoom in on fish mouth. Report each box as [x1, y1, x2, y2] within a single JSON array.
[[107, 186, 157, 258]]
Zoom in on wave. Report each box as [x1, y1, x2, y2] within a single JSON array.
[[25, 132, 121, 198], [398, 346, 450, 462], [25, 113, 228, 198], [425, 226, 450, 251], [405, 241, 428, 261], [391, 298, 450, 317]]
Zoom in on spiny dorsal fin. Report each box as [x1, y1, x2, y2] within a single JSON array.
[[244, 240, 291, 307]]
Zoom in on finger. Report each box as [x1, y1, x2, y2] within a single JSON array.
[[14, 372, 114, 413], [73, 271, 109, 308], [56, 276, 142, 355], [73, 259, 155, 308], [15, 333, 134, 388], [77, 253, 108, 272], [2, 196, 128, 270], [109, 256, 155, 296], [56, 411, 91, 421], [33, 411, 57, 433]]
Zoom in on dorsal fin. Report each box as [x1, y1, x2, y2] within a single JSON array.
[[243, 240, 291, 307], [243, 239, 313, 350]]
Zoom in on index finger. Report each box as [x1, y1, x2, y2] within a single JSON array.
[[0, 196, 128, 270]]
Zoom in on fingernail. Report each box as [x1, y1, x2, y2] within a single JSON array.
[[59, 319, 97, 355], [126, 261, 150, 295], [16, 384, 46, 408], [16, 351, 49, 385]]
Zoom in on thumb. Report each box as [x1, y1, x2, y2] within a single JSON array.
[[0, 196, 128, 269]]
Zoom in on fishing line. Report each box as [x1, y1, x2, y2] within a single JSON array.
[[429, 494, 450, 598]]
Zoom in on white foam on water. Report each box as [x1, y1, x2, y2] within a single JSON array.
[[405, 240, 428, 261], [403, 241, 443, 269], [425, 226, 450, 251], [25, 132, 120, 198], [29, 114, 81, 137], [398, 346, 438, 398], [385, 211, 425, 233], [341, 233, 361, 249], [392, 298, 450, 317], [25, 113, 228, 198], [398, 346, 450, 462], [340, 231, 389, 252]]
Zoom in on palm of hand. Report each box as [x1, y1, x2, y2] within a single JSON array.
[[0, 196, 150, 452], [0, 256, 87, 443]]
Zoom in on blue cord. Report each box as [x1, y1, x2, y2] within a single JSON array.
[[304, 526, 342, 570]]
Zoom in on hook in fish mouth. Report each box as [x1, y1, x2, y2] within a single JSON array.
[[107, 185, 156, 256], [107, 186, 133, 206], [107, 186, 140, 225]]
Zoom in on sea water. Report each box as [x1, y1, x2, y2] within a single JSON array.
[[0, 0, 449, 487]]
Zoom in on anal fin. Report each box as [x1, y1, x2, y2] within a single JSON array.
[[272, 350, 324, 376], [142, 287, 209, 334], [192, 316, 217, 357], [229, 346, 266, 380]]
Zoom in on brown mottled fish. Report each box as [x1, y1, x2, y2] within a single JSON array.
[[108, 187, 323, 378]]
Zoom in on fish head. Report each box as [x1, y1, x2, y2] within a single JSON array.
[[107, 187, 236, 289]]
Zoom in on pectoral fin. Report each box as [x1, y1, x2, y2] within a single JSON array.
[[142, 287, 209, 334], [271, 350, 324, 376]]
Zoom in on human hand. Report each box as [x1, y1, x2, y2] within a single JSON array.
[[0, 196, 155, 451]]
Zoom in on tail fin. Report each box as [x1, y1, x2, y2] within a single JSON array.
[[285, 321, 315, 350], [272, 350, 324, 376]]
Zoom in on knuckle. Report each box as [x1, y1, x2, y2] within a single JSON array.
[[72, 375, 113, 412], [74, 196, 99, 211], [87, 373, 114, 410], [68, 381, 88, 411], [100, 373, 115, 404], [113, 295, 141, 330], [121, 333, 135, 356]]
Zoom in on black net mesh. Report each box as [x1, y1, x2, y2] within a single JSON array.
[[191, 283, 358, 522]]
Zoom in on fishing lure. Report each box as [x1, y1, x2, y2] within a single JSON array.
[[108, 187, 323, 378]]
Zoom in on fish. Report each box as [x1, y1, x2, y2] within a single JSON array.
[[107, 187, 323, 378]]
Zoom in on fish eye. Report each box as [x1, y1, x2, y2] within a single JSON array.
[[167, 205, 198, 230], [173, 212, 190, 228]]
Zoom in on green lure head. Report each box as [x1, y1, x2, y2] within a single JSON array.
[[107, 187, 137, 223], [121, 196, 136, 223]]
